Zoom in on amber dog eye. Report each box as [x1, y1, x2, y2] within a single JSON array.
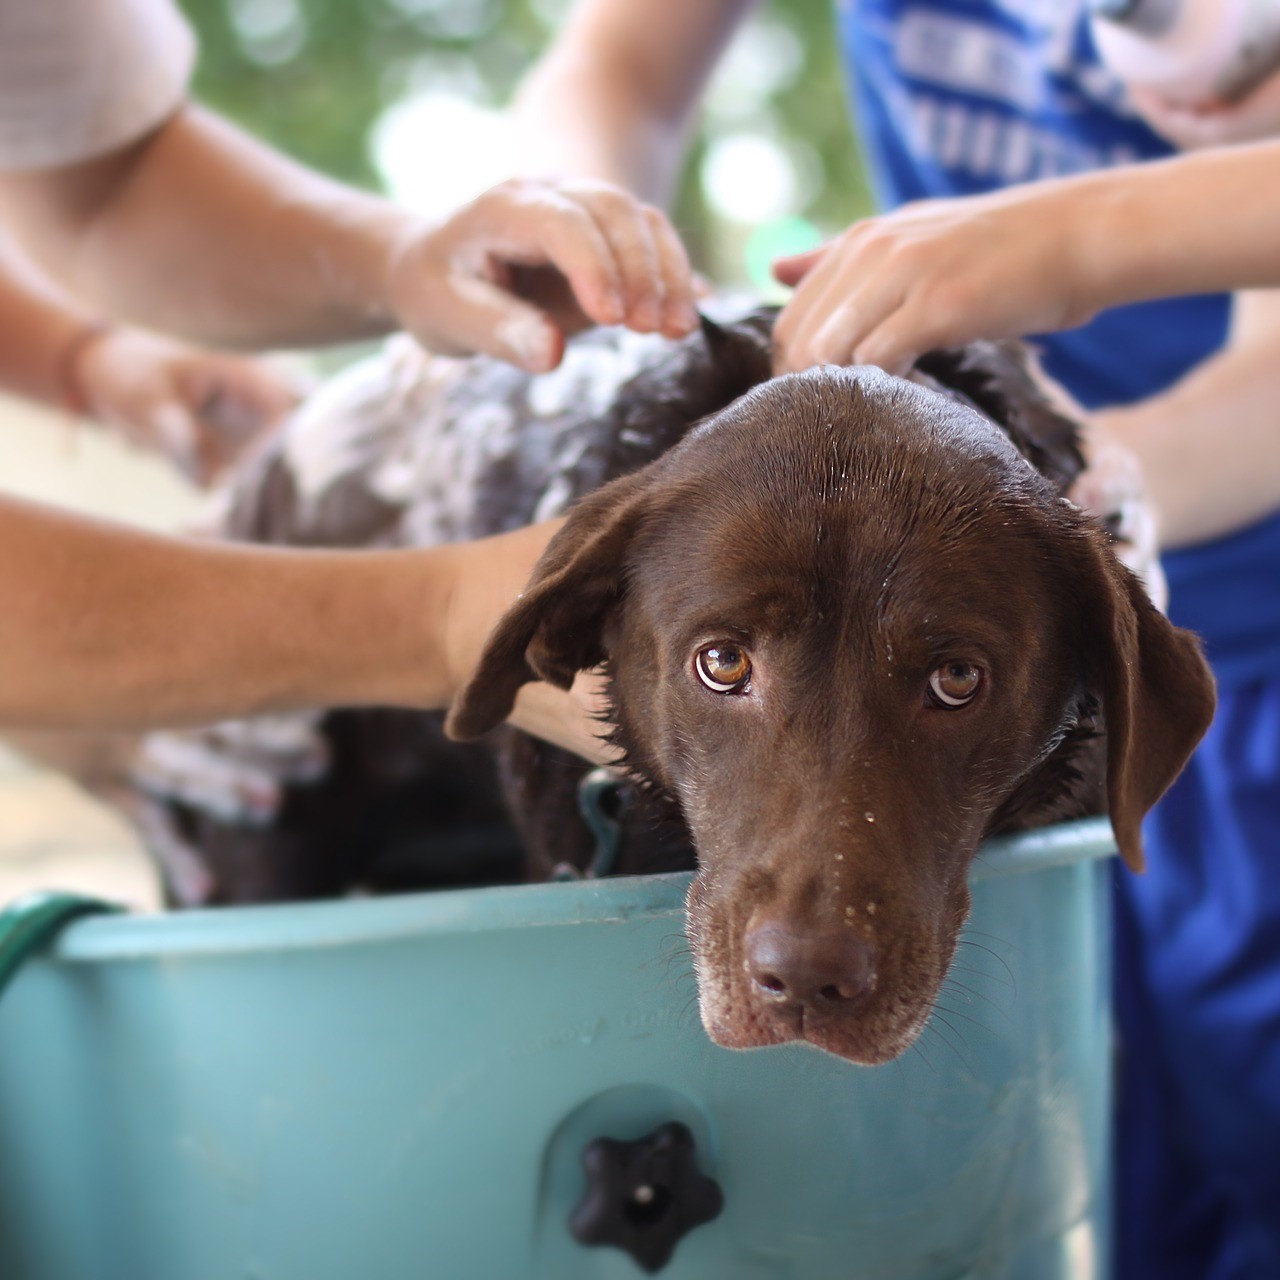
[[695, 643, 752, 694], [927, 662, 983, 708]]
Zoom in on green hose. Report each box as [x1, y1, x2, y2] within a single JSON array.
[[0, 892, 124, 1005]]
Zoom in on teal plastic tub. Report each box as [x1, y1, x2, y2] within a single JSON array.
[[0, 819, 1115, 1280]]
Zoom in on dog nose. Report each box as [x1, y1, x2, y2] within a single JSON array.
[[745, 924, 876, 1012]]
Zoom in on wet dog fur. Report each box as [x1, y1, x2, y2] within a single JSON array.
[[136, 311, 1216, 1064], [445, 317, 1214, 1063]]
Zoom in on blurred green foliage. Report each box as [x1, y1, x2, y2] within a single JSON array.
[[184, 0, 871, 277]]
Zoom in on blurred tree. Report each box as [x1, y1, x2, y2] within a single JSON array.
[[183, 0, 871, 282]]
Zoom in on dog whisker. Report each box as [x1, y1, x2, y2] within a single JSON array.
[[944, 961, 1017, 1002], [903, 1034, 940, 1079], [937, 975, 1015, 1024], [952, 938, 1018, 997], [919, 1011, 975, 1074], [676, 992, 701, 1028], [931, 996, 1001, 1041]]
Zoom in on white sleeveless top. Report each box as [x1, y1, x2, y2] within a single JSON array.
[[0, 0, 196, 170]]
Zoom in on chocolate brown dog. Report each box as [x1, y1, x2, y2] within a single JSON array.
[[131, 310, 1214, 1065], [445, 336, 1214, 1064]]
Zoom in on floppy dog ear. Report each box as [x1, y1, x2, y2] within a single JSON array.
[[1075, 528, 1216, 872], [445, 468, 654, 740]]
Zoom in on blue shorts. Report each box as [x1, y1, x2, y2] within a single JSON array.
[[1113, 675, 1280, 1279]]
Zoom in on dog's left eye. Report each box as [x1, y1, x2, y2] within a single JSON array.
[[695, 643, 752, 694], [927, 662, 984, 708]]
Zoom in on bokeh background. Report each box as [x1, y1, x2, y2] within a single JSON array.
[[0, 0, 874, 908]]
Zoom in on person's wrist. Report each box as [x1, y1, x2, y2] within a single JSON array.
[[311, 194, 421, 340], [437, 522, 566, 708], [1094, 401, 1158, 463], [1075, 168, 1180, 317], [1047, 177, 1119, 327], [55, 319, 116, 418], [383, 214, 445, 347], [433, 543, 473, 706]]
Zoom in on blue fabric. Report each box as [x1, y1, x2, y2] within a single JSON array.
[[832, 3, 1280, 1275], [837, 0, 1227, 408], [1114, 679, 1280, 1279]]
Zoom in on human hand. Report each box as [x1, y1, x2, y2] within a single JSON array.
[[1129, 67, 1280, 149], [770, 188, 1100, 376], [439, 519, 620, 763], [74, 327, 300, 486], [387, 178, 699, 374], [508, 670, 620, 766]]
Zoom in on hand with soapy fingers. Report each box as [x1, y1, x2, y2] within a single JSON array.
[[388, 178, 700, 374], [769, 187, 1099, 377], [769, 138, 1280, 379]]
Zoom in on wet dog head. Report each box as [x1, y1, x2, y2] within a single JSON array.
[[448, 364, 1214, 1063]]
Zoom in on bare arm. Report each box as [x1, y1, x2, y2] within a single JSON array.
[[1090, 289, 1280, 551], [773, 140, 1280, 373], [0, 493, 460, 728], [0, 107, 407, 351], [0, 228, 98, 406], [0, 500, 605, 757], [0, 107, 696, 364], [514, 0, 754, 203]]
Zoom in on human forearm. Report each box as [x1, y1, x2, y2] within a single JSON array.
[[0, 496, 445, 728], [1077, 142, 1280, 312], [516, 47, 687, 202], [0, 104, 698, 366], [1092, 290, 1280, 550], [0, 107, 408, 351], [513, 0, 752, 204], [775, 140, 1280, 374], [0, 230, 97, 406], [0, 499, 610, 757]]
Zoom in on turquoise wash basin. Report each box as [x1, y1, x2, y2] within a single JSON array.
[[0, 819, 1115, 1279]]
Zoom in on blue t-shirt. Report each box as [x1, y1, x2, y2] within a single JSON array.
[[837, 0, 1280, 686]]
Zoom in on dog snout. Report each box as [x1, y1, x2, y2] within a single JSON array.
[[744, 923, 877, 1016]]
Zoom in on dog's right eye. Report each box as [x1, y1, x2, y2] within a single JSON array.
[[695, 643, 752, 694], [927, 662, 984, 708]]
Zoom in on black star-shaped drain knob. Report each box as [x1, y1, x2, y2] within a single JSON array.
[[568, 1121, 724, 1273]]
